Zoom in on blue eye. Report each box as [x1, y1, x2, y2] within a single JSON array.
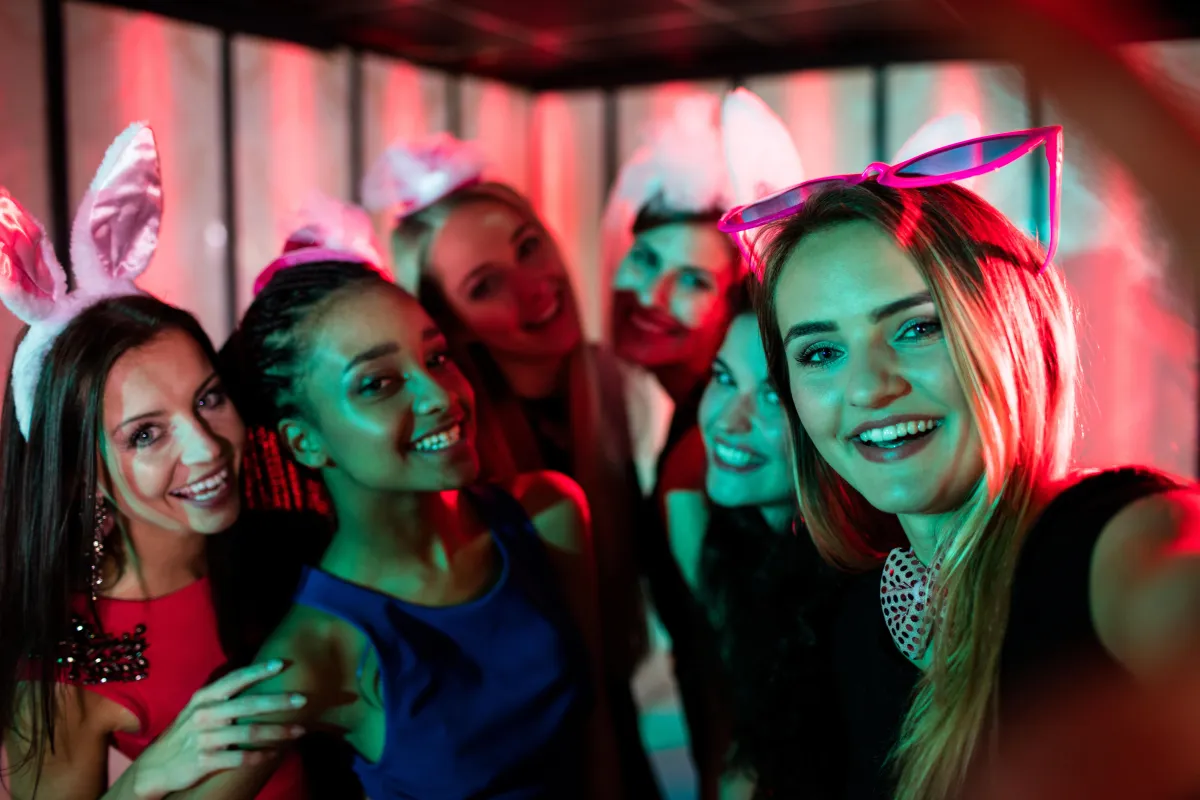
[[357, 376, 394, 396], [128, 425, 160, 450], [712, 369, 735, 388], [795, 344, 841, 367], [677, 269, 714, 291], [898, 318, 943, 340], [763, 388, 781, 405], [197, 386, 227, 410]]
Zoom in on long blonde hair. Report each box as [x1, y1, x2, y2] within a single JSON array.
[[755, 181, 1079, 799]]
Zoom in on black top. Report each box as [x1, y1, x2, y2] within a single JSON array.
[[998, 467, 1179, 719], [829, 467, 1179, 800]]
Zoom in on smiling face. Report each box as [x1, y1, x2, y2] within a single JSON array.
[[699, 313, 792, 515], [100, 328, 245, 535], [611, 221, 737, 370], [424, 197, 581, 362], [283, 283, 479, 493], [775, 220, 984, 516]]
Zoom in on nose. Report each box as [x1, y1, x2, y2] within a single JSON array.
[[844, 342, 909, 409], [411, 372, 452, 417], [178, 417, 224, 465], [716, 391, 754, 435], [633, 271, 672, 311]]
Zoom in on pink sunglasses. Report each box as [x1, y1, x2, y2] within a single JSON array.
[[718, 125, 1063, 277]]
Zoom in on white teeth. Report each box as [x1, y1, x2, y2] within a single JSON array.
[[713, 442, 759, 468], [858, 419, 942, 444], [414, 424, 462, 452], [173, 469, 229, 500]]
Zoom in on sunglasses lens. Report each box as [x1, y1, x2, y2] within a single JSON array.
[[728, 178, 846, 227], [894, 134, 1030, 177]]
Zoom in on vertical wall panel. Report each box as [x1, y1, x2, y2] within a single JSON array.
[[233, 38, 350, 316], [361, 55, 449, 268], [745, 68, 874, 180], [531, 91, 605, 341], [1048, 41, 1200, 478], [615, 79, 732, 166], [885, 61, 1032, 229], [461, 76, 534, 196], [65, 4, 226, 340], [0, 0, 49, 389]]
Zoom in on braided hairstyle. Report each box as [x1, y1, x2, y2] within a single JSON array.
[[220, 259, 390, 515]]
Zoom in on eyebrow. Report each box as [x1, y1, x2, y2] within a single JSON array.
[[113, 371, 220, 434], [344, 342, 400, 372], [457, 223, 541, 292], [782, 291, 934, 346]]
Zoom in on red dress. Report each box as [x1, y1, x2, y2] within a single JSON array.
[[59, 578, 307, 798]]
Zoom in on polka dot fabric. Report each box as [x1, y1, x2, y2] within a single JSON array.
[[880, 547, 942, 663]]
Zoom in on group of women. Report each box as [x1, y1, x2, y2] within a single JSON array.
[[0, 76, 1196, 800]]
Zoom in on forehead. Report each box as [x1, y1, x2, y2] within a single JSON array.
[[634, 222, 733, 274], [775, 221, 927, 321], [104, 329, 211, 419], [718, 314, 766, 367], [306, 285, 434, 368], [430, 199, 528, 273]]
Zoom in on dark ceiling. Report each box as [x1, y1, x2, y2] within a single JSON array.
[[83, 0, 1200, 90]]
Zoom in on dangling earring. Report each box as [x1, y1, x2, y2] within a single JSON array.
[[91, 496, 110, 601]]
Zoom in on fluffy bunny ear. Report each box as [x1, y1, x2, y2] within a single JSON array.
[[892, 112, 983, 188], [70, 122, 162, 296], [361, 133, 486, 218], [282, 191, 388, 272], [0, 189, 68, 323], [721, 88, 805, 205]]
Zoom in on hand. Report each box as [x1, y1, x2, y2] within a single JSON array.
[[130, 659, 307, 800]]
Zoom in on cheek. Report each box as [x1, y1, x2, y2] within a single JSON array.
[[449, 296, 521, 338], [111, 450, 175, 506], [670, 289, 721, 330]]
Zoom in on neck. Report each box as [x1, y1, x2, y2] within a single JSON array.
[[323, 479, 465, 572], [108, 519, 208, 599], [492, 352, 569, 400], [897, 510, 960, 566], [759, 502, 795, 535]]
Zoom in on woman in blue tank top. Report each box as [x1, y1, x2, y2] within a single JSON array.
[[183, 256, 620, 800]]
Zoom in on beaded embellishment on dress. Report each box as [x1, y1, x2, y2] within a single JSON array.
[[57, 614, 149, 684]]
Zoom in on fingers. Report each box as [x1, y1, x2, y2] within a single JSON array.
[[197, 748, 277, 774], [192, 692, 308, 727], [198, 723, 306, 751], [189, 659, 286, 706]]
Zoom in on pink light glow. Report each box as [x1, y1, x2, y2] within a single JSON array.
[[267, 43, 318, 239], [382, 61, 428, 143], [783, 72, 835, 179]]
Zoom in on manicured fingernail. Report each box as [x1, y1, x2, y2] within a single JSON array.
[[266, 659, 284, 672], [289, 694, 307, 707]]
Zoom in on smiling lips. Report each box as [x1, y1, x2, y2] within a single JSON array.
[[170, 467, 230, 503], [849, 415, 945, 464], [711, 438, 767, 473], [411, 416, 469, 454]]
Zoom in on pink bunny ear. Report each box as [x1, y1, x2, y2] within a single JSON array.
[[893, 112, 983, 188], [0, 188, 68, 323], [282, 192, 387, 268], [361, 133, 485, 218], [721, 88, 805, 206], [70, 122, 162, 296]]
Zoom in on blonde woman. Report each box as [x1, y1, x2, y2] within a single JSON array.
[[724, 128, 1200, 800]]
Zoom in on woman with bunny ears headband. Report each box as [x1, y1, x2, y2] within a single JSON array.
[[363, 134, 661, 798], [0, 125, 315, 799]]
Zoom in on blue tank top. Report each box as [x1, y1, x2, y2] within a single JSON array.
[[292, 484, 587, 799]]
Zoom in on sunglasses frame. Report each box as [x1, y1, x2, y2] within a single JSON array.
[[718, 125, 1063, 276]]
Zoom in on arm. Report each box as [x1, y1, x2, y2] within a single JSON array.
[[1091, 488, 1200, 675], [162, 617, 347, 800], [657, 427, 711, 594], [5, 683, 113, 800], [513, 471, 623, 800]]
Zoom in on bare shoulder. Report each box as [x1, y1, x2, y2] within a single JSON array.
[[505, 471, 590, 554], [1092, 486, 1200, 673], [243, 602, 358, 704]]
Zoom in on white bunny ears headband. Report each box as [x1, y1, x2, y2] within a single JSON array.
[[252, 192, 391, 296], [0, 122, 162, 438], [600, 88, 806, 277], [361, 132, 487, 220]]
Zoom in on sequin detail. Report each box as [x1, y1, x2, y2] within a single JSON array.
[[57, 615, 149, 684], [880, 548, 942, 662]]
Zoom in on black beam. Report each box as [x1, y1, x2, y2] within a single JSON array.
[[349, 51, 364, 202], [41, 0, 70, 270], [602, 88, 618, 195], [446, 73, 463, 138], [872, 63, 887, 164], [219, 31, 239, 333]]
